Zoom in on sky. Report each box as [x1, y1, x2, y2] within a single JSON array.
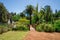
[[0, 0, 60, 13]]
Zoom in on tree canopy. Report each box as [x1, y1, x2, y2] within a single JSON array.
[[0, 2, 8, 23]]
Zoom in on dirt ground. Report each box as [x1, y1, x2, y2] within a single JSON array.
[[24, 26, 60, 40]]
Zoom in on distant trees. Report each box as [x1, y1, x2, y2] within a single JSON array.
[[55, 10, 60, 19], [32, 5, 54, 24], [39, 8, 45, 23], [32, 4, 39, 24], [12, 14, 20, 21], [40, 5, 53, 23], [0, 2, 60, 25], [0, 2, 8, 23], [25, 4, 59, 25], [20, 12, 25, 18]]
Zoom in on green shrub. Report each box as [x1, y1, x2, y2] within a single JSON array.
[[54, 20, 60, 32], [19, 18, 30, 25], [12, 14, 20, 21], [0, 23, 8, 34], [8, 24, 13, 31], [17, 25, 29, 31], [0, 27, 3, 34], [36, 23, 55, 32], [0, 27, 9, 34], [36, 23, 45, 32], [44, 24, 54, 32], [12, 25, 29, 31], [2, 27, 8, 33], [12, 18, 30, 31]]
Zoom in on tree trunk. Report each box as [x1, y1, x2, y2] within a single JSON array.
[[30, 14, 31, 24]]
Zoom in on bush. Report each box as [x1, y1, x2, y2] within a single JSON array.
[[3, 27, 9, 32], [36, 23, 45, 32], [17, 25, 29, 31], [8, 24, 13, 31], [44, 24, 54, 32], [12, 18, 29, 31], [19, 18, 30, 25], [36, 23, 55, 32], [54, 20, 60, 32], [12, 25, 29, 31], [0, 27, 3, 34], [12, 14, 20, 21], [0, 27, 9, 34], [0, 23, 8, 34]]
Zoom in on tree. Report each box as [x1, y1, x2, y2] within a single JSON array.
[[0, 2, 8, 23], [12, 14, 20, 21], [32, 4, 39, 24], [40, 5, 53, 23], [55, 10, 60, 19], [39, 8, 45, 23], [45, 5, 53, 22], [57, 10, 60, 17], [11, 12, 16, 16], [25, 5, 34, 24], [20, 12, 25, 18]]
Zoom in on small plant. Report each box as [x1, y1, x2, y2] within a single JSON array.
[[12, 18, 30, 31], [12, 25, 29, 31], [36, 23, 45, 32], [54, 20, 60, 32], [44, 24, 54, 32], [36, 23, 55, 32], [0, 23, 8, 34], [0, 27, 3, 34]]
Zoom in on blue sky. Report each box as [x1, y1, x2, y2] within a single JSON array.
[[0, 0, 60, 13]]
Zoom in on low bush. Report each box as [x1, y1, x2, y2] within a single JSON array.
[[36, 23, 55, 32], [0, 27, 3, 34], [44, 24, 54, 32], [8, 24, 13, 31], [0, 27, 9, 34], [2, 27, 9, 32], [12, 25, 29, 31], [12, 18, 29, 31], [36, 23, 45, 32], [54, 20, 60, 32], [0, 23, 8, 34]]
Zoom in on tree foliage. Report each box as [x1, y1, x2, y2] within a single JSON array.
[[39, 5, 54, 23], [12, 14, 20, 21], [0, 2, 8, 23], [20, 12, 25, 18], [25, 5, 34, 24], [32, 4, 39, 24]]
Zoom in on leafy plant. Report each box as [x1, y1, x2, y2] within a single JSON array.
[[36, 23, 45, 32], [54, 20, 60, 32], [36, 23, 54, 32], [0, 23, 8, 34], [44, 24, 54, 32], [12, 18, 29, 31], [12, 14, 20, 21]]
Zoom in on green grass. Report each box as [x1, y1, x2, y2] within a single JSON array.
[[0, 31, 28, 40]]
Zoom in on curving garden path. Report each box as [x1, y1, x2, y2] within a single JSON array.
[[24, 25, 60, 40]]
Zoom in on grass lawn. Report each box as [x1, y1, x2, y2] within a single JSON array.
[[0, 31, 28, 40]]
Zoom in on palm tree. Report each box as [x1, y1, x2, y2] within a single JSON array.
[[33, 4, 39, 24], [40, 5, 53, 23], [26, 5, 34, 25], [39, 8, 45, 23], [55, 10, 60, 19]]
